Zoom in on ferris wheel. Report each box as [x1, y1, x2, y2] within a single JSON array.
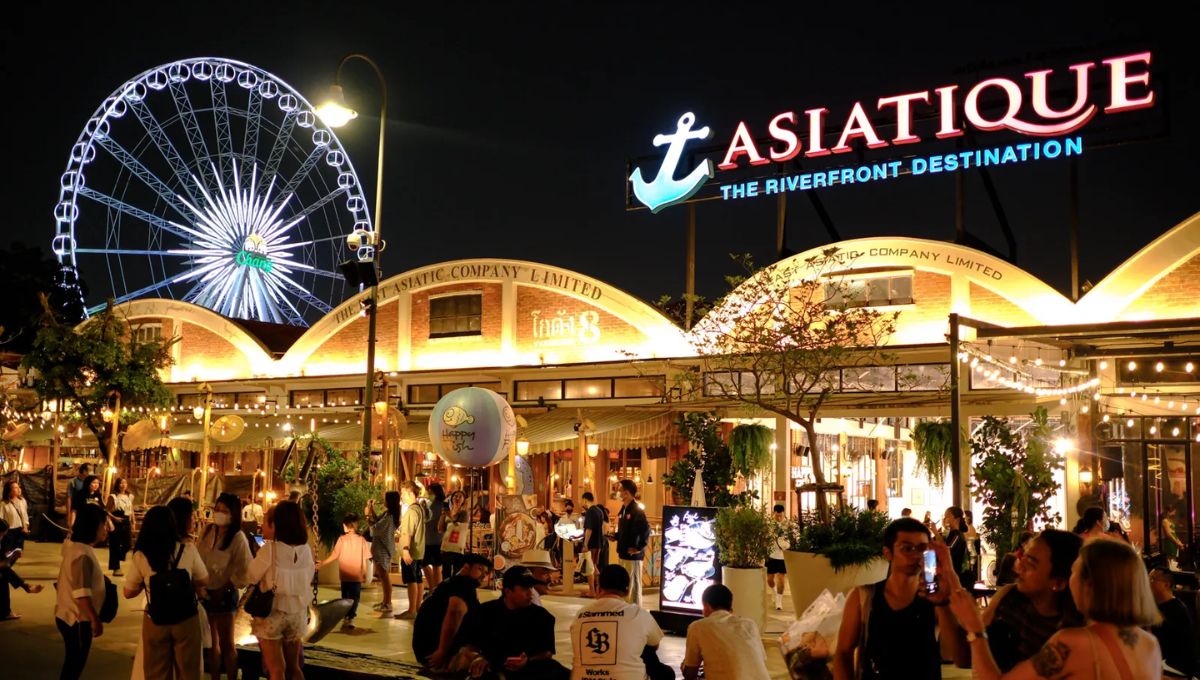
[[52, 57, 375, 326]]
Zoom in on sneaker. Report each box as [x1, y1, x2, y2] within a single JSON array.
[[394, 610, 416, 620], [373, 602, 392, 612]]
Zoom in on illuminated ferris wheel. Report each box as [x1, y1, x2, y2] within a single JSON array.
[[52, 57, 375, 326]]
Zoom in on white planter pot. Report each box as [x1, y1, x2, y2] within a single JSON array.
[[721, 565, 767, 630], [782, 551, 888, 618]]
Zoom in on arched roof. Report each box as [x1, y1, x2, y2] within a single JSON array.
[[1076, 209, 1200, 320], [694, 236, 1077, 343], [280, 258, 691, 370]]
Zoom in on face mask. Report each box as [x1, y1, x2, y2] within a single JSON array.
[[212, 512, 231, 526]]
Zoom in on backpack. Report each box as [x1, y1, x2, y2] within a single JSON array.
[[147, 544, 198, 625]]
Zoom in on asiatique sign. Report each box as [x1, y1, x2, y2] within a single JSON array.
[[629, 52, 1154, 213]]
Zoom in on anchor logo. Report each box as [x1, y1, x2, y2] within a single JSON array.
[[630, 112, 714, 213]]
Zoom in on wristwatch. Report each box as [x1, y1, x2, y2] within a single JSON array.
[[966, 630, 988, 643]]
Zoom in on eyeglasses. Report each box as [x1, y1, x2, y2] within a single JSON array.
[[894, 543, 930, 555]]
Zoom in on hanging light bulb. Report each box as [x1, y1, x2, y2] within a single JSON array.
[[1149, 425, 1158, 435], [1127, 418, 1135, 428], [1128, 360, 1138, 371], [1102, 414, 1110, 423], [1009, 355, 1018, 364], [1187, 362, 1195, 373], [1080, 405, 1089, 414], [1172, 427, 1180, 437], [1035, 357, 1043, 366], [1059, 359, 1067, 367], [1156, 361, 1165, 373]]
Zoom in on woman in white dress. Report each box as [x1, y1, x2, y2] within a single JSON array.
[[239, 500, 313, 680]]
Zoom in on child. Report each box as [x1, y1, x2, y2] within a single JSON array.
[[314, 513, 370, 631]]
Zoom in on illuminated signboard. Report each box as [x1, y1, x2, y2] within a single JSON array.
[[629, 52, 1154, 211], [659, 505, 718, 617]]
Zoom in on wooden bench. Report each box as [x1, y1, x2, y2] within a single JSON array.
[[236, 645, 459, 679]]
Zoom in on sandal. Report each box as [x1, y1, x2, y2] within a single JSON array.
[[0, 613, 21, 621]]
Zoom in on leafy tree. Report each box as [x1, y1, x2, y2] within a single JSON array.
[[685, 248, 897, 517], [21, 303, 173, 455], [293, 435, 381, 550], [663, 412, 755, 508], [783, 506, 890, 570], [971, 407, 1064, 557]]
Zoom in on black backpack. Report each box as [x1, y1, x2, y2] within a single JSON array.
[[147, 544, 198, 625]]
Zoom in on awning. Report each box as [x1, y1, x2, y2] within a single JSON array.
[[10, 407, 683, 456]]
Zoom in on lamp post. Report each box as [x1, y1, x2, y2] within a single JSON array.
[[102, 391, 121, 498], [316, 54, 388, 473], [194, 382, 213, 505]]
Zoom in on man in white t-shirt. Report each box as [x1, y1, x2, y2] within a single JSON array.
[[682, 584, 770, 680], [570, 564, 665, 680]]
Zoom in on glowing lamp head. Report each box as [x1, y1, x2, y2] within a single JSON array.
[[587, 443, 599, 458], [373, 400, 388, 415], [315, 85, 357, 127], [1053, 437, 1074, 454], [1079, 469, 1093, 484], [193, 405, 205, 420], [516, 439, 530, 456]]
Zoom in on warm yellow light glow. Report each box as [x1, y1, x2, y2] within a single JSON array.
[[1099, 360, 1108, 370], [108, 466, 118, 474], [1126, 418, 1135, 428], [1053, 437, 1074, 454], [516, 439, 530, 456], [1102, 414, 1110, 423], [1156, 361, 1165, 373], [385, 474, 394, 482], [1080, 405, 1089, 414], [1009, 356, 1017, 364], [1188, 362, 1195, 373], [315, 85, 358, 127], [587, 443, 599, 458], [451, 474, 461, 483], [373, 401, 388, 415], [1058, 359, 1066, 367], [1149, 425, 1158, 435], [101, 408, 114, 422], [1079, 469, 1093, 484], [1172, 427, 1181, 437], [193, 406, 205, 420], [152, 467, 161, 474], [1127, 361, 1137, 371], [282, 421, 293, 432]]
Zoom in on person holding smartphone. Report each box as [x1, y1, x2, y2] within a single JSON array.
[[832, 517, 968, 680]]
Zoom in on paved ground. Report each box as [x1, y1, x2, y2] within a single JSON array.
[[1, 541, 971, 678]]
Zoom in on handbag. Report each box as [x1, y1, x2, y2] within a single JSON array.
[[442, 521, 468, 554], [242, 542, 276, 618], [99, 576, 118, 623]]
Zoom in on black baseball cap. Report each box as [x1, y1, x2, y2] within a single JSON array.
[[502, 567, 545, 590]]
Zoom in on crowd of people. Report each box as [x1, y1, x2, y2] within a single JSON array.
[[8, 463, 1200, 679]]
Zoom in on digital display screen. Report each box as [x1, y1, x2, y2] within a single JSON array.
[[659, 505, 718, 616]]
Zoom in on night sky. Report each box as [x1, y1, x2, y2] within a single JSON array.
[[5, 2, 1197, 315]]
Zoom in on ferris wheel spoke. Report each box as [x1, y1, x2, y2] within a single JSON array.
[[210, 79, 235, 189], [268, 268, 334, 314], [262, 272, 319, 321], [243, 89, 262, 172], [274, 260, 344, 281], [270, 146, 325, 212], [277, 186, 347, 230], [89, 266, 204, 313], [169, 81, 216, 192], [77, 186, 194, 243], [127, 98, 203, 207], [260, 113, 296, 189], [75, 248, 198, 256], [94, 136, 194, 222]]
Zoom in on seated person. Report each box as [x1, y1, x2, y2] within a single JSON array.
[[412, 552, 490, 669], [456, 567, 569, 680], [1149, 568, 1197, 678], [570, 564, 669, 680], [683, 584, 770, 680], [516, 549, 559, 606]]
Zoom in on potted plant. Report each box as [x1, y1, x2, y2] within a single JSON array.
[[911, 420, 955, 486], [729, 422, 773, 478], [714, 503, 775, 627], [782, 506, 890, 615]]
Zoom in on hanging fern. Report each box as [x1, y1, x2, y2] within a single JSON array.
[[729, 423, 774, 478], [911, 420, 955, 487]]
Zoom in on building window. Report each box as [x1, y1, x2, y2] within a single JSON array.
[[291, 390, 325, 407], [429, 293, 482, 338], [132, 323, 163, 344], [825, 274, 914, 309], [325, 389, 362, 406], [407, 382, 504, 405], [516, 380, 563, 401], [564, 379, 613, 399], [613, 377, 666, 398]]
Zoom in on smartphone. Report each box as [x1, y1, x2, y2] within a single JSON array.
[[923, 549, 938, 594], [254, 535, 266, 547]]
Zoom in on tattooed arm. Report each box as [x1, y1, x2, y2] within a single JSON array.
[[952, 589, 1081, 680]]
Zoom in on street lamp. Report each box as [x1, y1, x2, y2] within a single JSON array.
[[317, 54, 388, 471], [196, 383, 213, 504]]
